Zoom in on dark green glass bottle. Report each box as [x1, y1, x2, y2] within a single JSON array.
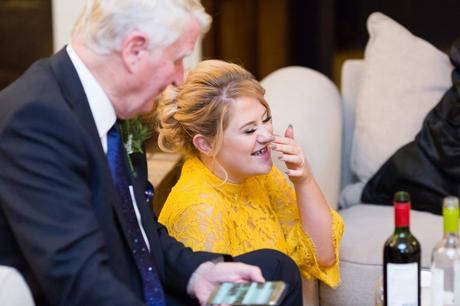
[[383, 191, 421, 306]]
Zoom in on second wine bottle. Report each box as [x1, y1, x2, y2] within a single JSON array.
[[431, 196, 460, 306]]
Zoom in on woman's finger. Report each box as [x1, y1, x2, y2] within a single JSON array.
[[285, 168, 304, 177], [271, 143, 298, 155], [272, 135, 296, 145], [278, 154, 304, 166]]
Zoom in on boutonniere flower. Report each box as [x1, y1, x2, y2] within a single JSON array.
[[120, 117, 152, 177]]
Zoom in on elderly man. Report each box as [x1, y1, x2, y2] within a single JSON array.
[[0, 1, 302, 306]]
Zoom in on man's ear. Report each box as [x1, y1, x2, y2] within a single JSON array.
[[120, 32, 149, 73], [193, 134, 213, 155]]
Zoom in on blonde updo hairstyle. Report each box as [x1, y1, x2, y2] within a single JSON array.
[[157, 59, 270, 159]]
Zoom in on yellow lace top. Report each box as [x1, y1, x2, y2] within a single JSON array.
[[158, 157, 344, 287]]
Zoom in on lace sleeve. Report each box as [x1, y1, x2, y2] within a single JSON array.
[[161, 198, 229, 254], [264, 166, 299, 234], [286, 209, 344, 287], [264, 167, 344, 287]]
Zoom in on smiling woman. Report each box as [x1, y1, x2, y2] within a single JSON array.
[[155, 59, 345, 290]]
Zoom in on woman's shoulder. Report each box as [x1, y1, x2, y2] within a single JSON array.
[[171, 157, 216, 192], [161, 158, 226, 211], [159, 180, 227, 225]]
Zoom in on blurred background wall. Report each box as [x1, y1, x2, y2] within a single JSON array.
[[0, 0, 52, 89], [1, 0, 460, 90], [201, 0, 460, 82]]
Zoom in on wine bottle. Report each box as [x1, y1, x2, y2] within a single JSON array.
[[383, 191, 421, 306], [431, 196, 460, 306]]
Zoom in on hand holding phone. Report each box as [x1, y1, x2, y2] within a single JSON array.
[[207, 281, 287, 305]]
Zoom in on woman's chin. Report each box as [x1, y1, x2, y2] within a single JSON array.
[[259, 158, 273, 173]]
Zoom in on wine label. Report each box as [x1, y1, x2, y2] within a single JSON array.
[[431, 267, 446, 306], [432, 263, 460, 306], [455, 260, 460, 304], [386, 263, 418, 306]]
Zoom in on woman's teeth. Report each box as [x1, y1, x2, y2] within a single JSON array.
[[252, 147, 267, 156]]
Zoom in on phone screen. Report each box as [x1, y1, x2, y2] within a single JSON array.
[[207, 281, 287, 305]]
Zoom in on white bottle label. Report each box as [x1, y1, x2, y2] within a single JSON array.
[[454, 260, 460, 304], [387, 263, 418, 306], [431, 267, 446, 306]]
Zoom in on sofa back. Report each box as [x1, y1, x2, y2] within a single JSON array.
[[340, 59, 363, 189], [262, 66, 343, 209]]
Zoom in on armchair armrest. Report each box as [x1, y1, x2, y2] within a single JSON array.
[[0, 266, 35, 306], [341, 60, 364, 189]]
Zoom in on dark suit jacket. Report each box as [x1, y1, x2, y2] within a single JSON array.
[[0, 48, 217, 306]]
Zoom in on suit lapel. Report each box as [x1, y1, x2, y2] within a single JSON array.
[[48, 47, 135, 255], [49, 49, 117, 206], [49, 47, 164, 278], [49, 48, 101, 149]]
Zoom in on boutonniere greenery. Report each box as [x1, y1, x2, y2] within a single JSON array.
[[120, 117, 152, 177]]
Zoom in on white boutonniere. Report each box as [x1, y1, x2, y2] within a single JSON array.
[[120, 117, 152, 177]]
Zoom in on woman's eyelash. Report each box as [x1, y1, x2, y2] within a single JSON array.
[[243, 117, 271, 134]]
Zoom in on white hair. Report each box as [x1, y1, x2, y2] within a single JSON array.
[[72, 0, 211, 54]]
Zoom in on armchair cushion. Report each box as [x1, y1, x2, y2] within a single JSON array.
[[350, 12, 452, 182], [362, 37, 460, 215]]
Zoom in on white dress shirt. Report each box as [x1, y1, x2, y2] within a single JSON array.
[[66, 45, 151, 250]]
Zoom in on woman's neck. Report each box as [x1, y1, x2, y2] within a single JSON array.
[[197, 154, 244, 184]]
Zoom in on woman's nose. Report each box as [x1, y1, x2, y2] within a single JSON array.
[[256, 127, 274, 143]]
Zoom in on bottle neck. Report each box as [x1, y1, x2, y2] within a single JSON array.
[[394, 202, 410, 228], [394, 226, 410, 234], [443, 232, 459, 241], [443, 205, 459, 235], [444, 226, 459, 237]]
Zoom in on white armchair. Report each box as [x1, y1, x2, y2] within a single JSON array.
[[0, 266, 35, 306]]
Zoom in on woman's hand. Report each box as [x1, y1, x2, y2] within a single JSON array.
[[187, 261, 264, 306], [271, 125, 312, 185]]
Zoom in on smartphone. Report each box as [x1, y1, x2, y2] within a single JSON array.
[[207, 281, 287, 305]]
